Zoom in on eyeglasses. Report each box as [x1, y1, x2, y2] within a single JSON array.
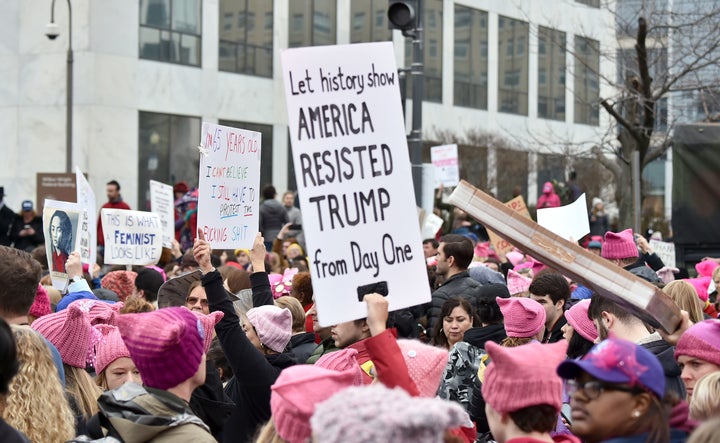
[[565, 379, 642, 400], [186, 296, 208, 306]]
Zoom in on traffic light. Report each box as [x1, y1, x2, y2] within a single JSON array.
[[387, 0, 418, 31]]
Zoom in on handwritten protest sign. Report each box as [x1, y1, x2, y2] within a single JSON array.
[[101, 209, 162, 265], [75, 167, 96, 276], [487, 195, 532, 256], [650, 239, 676, 269], [149, 180, 175, 248], [537, 194, 590, 242], [282, 42, 431, 326], [431, 144, 459, 188], [197, 122, 261, 249], [43, 199, 82, 291]]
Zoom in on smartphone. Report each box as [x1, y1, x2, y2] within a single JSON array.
[[561, 403, 572, 425], [289, 224, 302, 230]]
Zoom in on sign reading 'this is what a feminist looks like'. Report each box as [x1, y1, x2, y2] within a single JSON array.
[[282, 42, 430, 327]]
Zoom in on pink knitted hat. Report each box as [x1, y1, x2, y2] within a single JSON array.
[[82, 299, 124, 326], [482, 340, 568, 413], [695, 260, 719, 278], [101, 271, 138, 302], [32, 301, 99, 368], [686, 277, 712, 302], [246, 305, 292, 353], [29, 284, 52, 319], [314, 348, 364, 385], [396, 339, 449, 397], [601, 229, 639, 260], [506, 251, 525, 267], [506, 269, 532, 296], [271, 364, 360, 443], [675, 319, 720, 367], [94, 324, 131, 374], [189, 309, 224, 353], [117, 307, 204, 390], [497, 296, 546, 338], [310, 385, 468, 443], [563, 299, 598, 342]]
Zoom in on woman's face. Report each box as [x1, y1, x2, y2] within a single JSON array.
[[186, 286, 209, 315], [104, 357, 142, 391], [561, 321, 575, 341], [50, 216, 64, 249], [568, 372, 643, 443], [678, 355, 720, 400], [443, 306, 473, 348], [243, 320, 263, 351]]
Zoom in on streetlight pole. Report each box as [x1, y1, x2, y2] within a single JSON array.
[[48, 0, 73, 174]]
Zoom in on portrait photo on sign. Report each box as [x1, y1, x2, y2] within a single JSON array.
[[43, 203, 80, 275]]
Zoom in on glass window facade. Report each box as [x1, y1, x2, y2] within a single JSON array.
[[536, 153, 565, 197], [140, 0, 202, 66], [218, 0, 273, 77], [404, 0, 443, 103], [219, 120, 274, 187], [454, 5, 488, 109], [350, 0, 391, 43], [288, 0, 337, 48], [138, 112, 201, 210], [537, 27, 566, 120], [498, 16, 529, 115], [574, 36, 600, 125]]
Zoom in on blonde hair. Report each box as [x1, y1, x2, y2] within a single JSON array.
[[690, 372, 720, 421], [65, 364, 102, 420], [1, 326, 75, 443], [120, 295, 155, 313], [687, 418, 720, 443], [663, 280, 705, 324], [255, 418, 287, 443], [275, 296, 306, 333]]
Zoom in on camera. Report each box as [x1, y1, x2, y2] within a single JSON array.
[[45, 23, 60, 40]]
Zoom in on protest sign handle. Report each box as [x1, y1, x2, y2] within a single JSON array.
[[448, 180, 682, 334]]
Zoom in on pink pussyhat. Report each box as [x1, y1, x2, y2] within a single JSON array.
[[563, 300, 598, 342], [189, 309, 224, 353], [685, 277, 711, 302], [696, 260, 719, 278], [506, 269, 531, 296], [497, 296, 546, 338], [32, 302, 100, 368], [396, 339, 449, 397], [29, 284, 52, 319], [94, 324, 131, 374], [506, 250, 525, 267]]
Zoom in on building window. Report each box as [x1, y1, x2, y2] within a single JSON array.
[[404, 0, 443, 103], [498, 16, 529, 115], [288, 0, 337, 47], [219, 120, 274, 186], [538, 27, 566, 121], [138, 112, 201, 210], [536, 153, 565, 198], [219, 0, 273, 77], [574, 36, 600, 125], [139, 0, 202, 66], [350, 0, 391, 43]]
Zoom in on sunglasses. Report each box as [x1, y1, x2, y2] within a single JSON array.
[[565, 379, 643, 400]]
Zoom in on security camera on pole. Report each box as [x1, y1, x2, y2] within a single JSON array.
[[388, 0, 423, 206]]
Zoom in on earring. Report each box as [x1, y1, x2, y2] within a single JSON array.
[[632, 411, 640, 418]]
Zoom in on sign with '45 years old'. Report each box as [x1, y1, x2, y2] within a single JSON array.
[[197, 122, 261, 250], [282, 42, 431, 327]]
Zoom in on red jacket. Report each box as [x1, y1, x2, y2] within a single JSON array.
[[97, 200, 131, 246]]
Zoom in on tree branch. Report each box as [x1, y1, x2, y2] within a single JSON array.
[[600, 98, 643, 142]]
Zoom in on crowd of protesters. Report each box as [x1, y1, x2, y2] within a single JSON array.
[[0, 178, 719, 443]]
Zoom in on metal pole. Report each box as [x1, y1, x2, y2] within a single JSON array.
[[632, 150, 641, 233], [51, 0, 73, 173], [408, 0, 424, 206]]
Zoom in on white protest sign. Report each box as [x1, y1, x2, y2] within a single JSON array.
[[422, 212, 445, 240], [43, 199, 83, 292], [149, 180, 175, 248], [75, 167, 96, 277], [197, 122, 261, 249], [101, 209, 163, 265], [282, 42, 431, 326], [650, 239, 676, 269], [431, 144, 459, 188], [537, 194, 590, 242]]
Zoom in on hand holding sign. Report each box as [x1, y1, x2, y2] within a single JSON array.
[[364, 293, 389, 336], [193, 229, 214, 274], [250, 233, 266, 272], [66, 251, 83, 279]]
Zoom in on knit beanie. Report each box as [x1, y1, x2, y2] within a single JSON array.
[[695, 260, 719, 278], [101, 270, 138, 302], [310, 385, 468, 443], [272, 365, 360, 443], [246, 305, 292, 353], [482, 340, 568, 413], [94, 324, 131, 374], [564, 299, 598, 342], [601, 229, 639, 260], [686, 277, 712, 302], [32, 301, 98, 368], [315, 348, 364, 385], [134, 268, 165, 296], [506, 269, 532, 296], [497, 297, 546, 338], [29, 284, 52, 318], [189, 309, 224, 353], [396, 339, 449, 397], [506, 251, 525, 267], [117, 307, 204, 390], [674, 320, 720, 367]]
